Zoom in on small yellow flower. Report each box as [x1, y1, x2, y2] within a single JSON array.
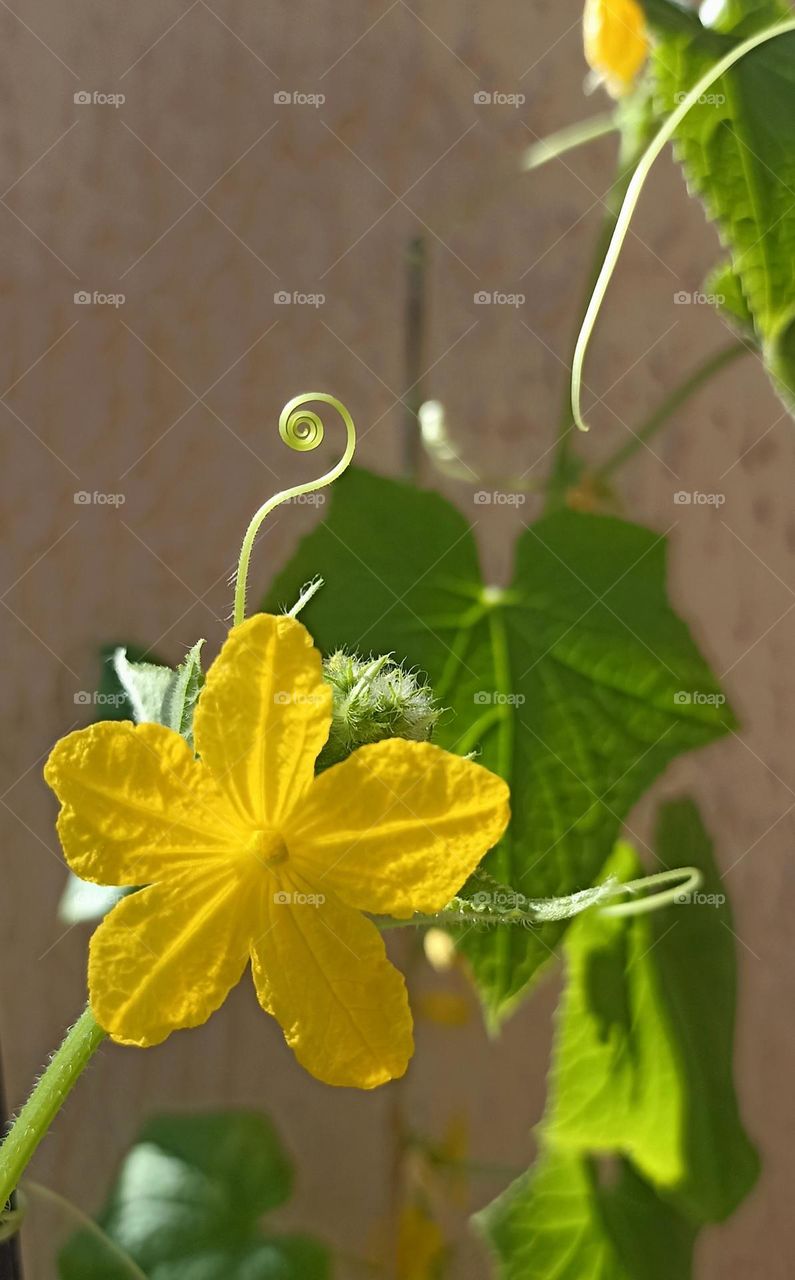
[[583, 0, 649, 98], [45, 614, 509, 1089]]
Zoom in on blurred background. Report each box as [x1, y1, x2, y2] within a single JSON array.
[[1, 2, 793, 1276]]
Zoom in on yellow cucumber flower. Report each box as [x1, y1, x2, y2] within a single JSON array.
[[583, 0, 649, 98], [44, 614, 510, 1089]]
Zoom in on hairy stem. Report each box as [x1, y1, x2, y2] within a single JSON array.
[[0, 1009, 105, 1209]]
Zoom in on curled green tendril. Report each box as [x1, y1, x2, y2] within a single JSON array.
[[233, 393, 356, 627], [599, 864, 702, 917], [571, 16, 795, 433], [376, 865, 704, 930]]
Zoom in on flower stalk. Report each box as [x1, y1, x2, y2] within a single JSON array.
[[0, 1009, 105, 1209]]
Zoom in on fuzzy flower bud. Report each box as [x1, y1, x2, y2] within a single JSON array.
[[318, 650, 440, 769]]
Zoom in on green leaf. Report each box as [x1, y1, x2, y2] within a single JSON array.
[[543, 801, 758, 1221], [646, 798, 760, 1218], [146, 1240, 329, 1280], [93, 641, 161, 721], [705, 259, 756, 340], [646, 0, 795, 405], [475, 1150, 695, 1280], [540, 842, 685, 1187], [163, 641, 204, 744], [58, 1111, 329, 1280], [113, 640, 204, 744], [266, 468, 732, 1018], [112, 650, 175, 726]]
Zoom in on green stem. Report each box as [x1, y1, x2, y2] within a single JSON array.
[[595, 340, 750, 479], [23, 1181, 147, 1280], [375, 866, 702, 929], [522, 112, 617, 172], [0, 1009, 105, 1208]]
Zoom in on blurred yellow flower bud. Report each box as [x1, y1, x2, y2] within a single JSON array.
[[583, 0, 649, 98], [423, 927, 457, 972]]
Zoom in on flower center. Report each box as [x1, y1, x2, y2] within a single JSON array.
[[246, 828, 288, 869]]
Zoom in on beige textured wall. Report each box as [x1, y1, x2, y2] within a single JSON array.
[[1, 3, 793, 1277]]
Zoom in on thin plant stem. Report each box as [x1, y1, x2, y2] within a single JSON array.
[[522, 112, 617, 172], [571, 17, 795, 432], [375, 866, 703, 929], [23, 1181, 147, 1280], [0, 1009, 105, 1209], [0, 1045, 22, 1280], [595, 340, 751, 479]]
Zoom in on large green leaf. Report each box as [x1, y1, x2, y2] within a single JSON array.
[[475, 1150, 695, 1280], [543, 801, 758, 1221], [58, 1111, 329, 1280], [476, 799, 757, 1277], [644, 0, 795, 403], [266, 468, 732, 1019]]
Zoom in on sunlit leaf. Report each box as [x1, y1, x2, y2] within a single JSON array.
[[643, 0, 795, 406], [476, 1150, 695, 1280], [266, 468, 731, 1019], [544, 801, 758, 1220], [58, 1111, 329, 1280]]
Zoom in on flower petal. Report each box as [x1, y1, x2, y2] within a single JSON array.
[[44, 721, 243, 886], [89, 864, 254, 1046], [283, 739, 510, 917], [251, 872, 413, 1088], [193, 614, 332, 827]]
